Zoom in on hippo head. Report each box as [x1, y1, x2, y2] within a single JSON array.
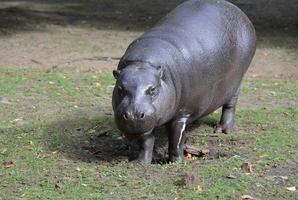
[[112, 63, 164, 138]]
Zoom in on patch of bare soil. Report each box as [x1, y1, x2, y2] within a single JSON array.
[[0, 0, 297, 78], [0, 26, 138, 71], [248, 48, 298, 80], [0, 24, 297, 80]]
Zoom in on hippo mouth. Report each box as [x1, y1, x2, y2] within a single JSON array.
[[115, 115, 157, 137]]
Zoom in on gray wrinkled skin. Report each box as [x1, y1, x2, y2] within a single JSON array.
[[112, 0, 256, 163]]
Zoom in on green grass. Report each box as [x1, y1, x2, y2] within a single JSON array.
[[241, 78, 297, 99], [0, 68, 297, 199]]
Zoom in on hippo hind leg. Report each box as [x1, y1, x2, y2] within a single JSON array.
[[215, 87, 240, 134]]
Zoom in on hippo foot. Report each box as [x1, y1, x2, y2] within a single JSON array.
[[133, 133, 155, 164], [214, 124, 232, 134], [169, 155, 185, 163], [131, 158, 151, 164], [132, 151, 153, 164]]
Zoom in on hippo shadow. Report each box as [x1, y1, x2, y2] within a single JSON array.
[[44, 112, 220, 164], [45, 113, 131, 163]]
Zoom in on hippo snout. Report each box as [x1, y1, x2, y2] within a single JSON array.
[[123, 110, 145, 121], [115, 104, 157, 135]]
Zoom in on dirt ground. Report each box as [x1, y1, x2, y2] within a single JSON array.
[[0, 27, 297, 78]]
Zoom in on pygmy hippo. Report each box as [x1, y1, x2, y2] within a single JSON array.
[[112, 0, 256, 163]]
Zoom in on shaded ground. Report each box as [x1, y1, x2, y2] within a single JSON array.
[[0, 0, 297, 199]]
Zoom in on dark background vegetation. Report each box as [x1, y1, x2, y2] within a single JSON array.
[[0, 0, 297, 34]]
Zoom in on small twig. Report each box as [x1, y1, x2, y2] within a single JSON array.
[[92, 150, 102, 155], [30, 59, 43, 65]]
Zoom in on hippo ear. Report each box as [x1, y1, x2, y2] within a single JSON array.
[[113, 70, 121, 79], [157, 65, 164, 80]]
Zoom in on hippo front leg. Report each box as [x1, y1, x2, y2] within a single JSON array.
[[167, 118, 188, 162], [136, 132, 155, 164]]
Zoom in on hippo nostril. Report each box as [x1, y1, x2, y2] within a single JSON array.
[[123, 113, 129, 120], [140, 112, 145, 119]]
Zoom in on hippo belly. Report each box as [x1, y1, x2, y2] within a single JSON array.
[[113, 0, 256, 163]]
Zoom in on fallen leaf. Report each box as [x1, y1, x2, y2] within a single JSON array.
[[241, 195, 254, 199], [0, 148, 7, 155], [270, 91, 276, 96], [54, 180, 60, 189], [11, 118, 23, 123], [279, 176, 288, 180], [63, 176, 72, 181], [3, 161, 14, 169], [185, 153, 192, 160], [76, 167, 81, 172], [94, 82, 101, 88], [259, 154, 268, 158], [196, 184, 203, 193], [242, 162, 253, 174], [286, 186, 296, 192], [226, 174, 237, 179], [282, 112, 289, 116]]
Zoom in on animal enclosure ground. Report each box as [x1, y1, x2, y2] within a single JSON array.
[[0, 0, 297, 199]]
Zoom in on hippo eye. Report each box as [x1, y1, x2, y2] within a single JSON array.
[[146, 86, 157, 96], [118, 86, 126, 96]]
